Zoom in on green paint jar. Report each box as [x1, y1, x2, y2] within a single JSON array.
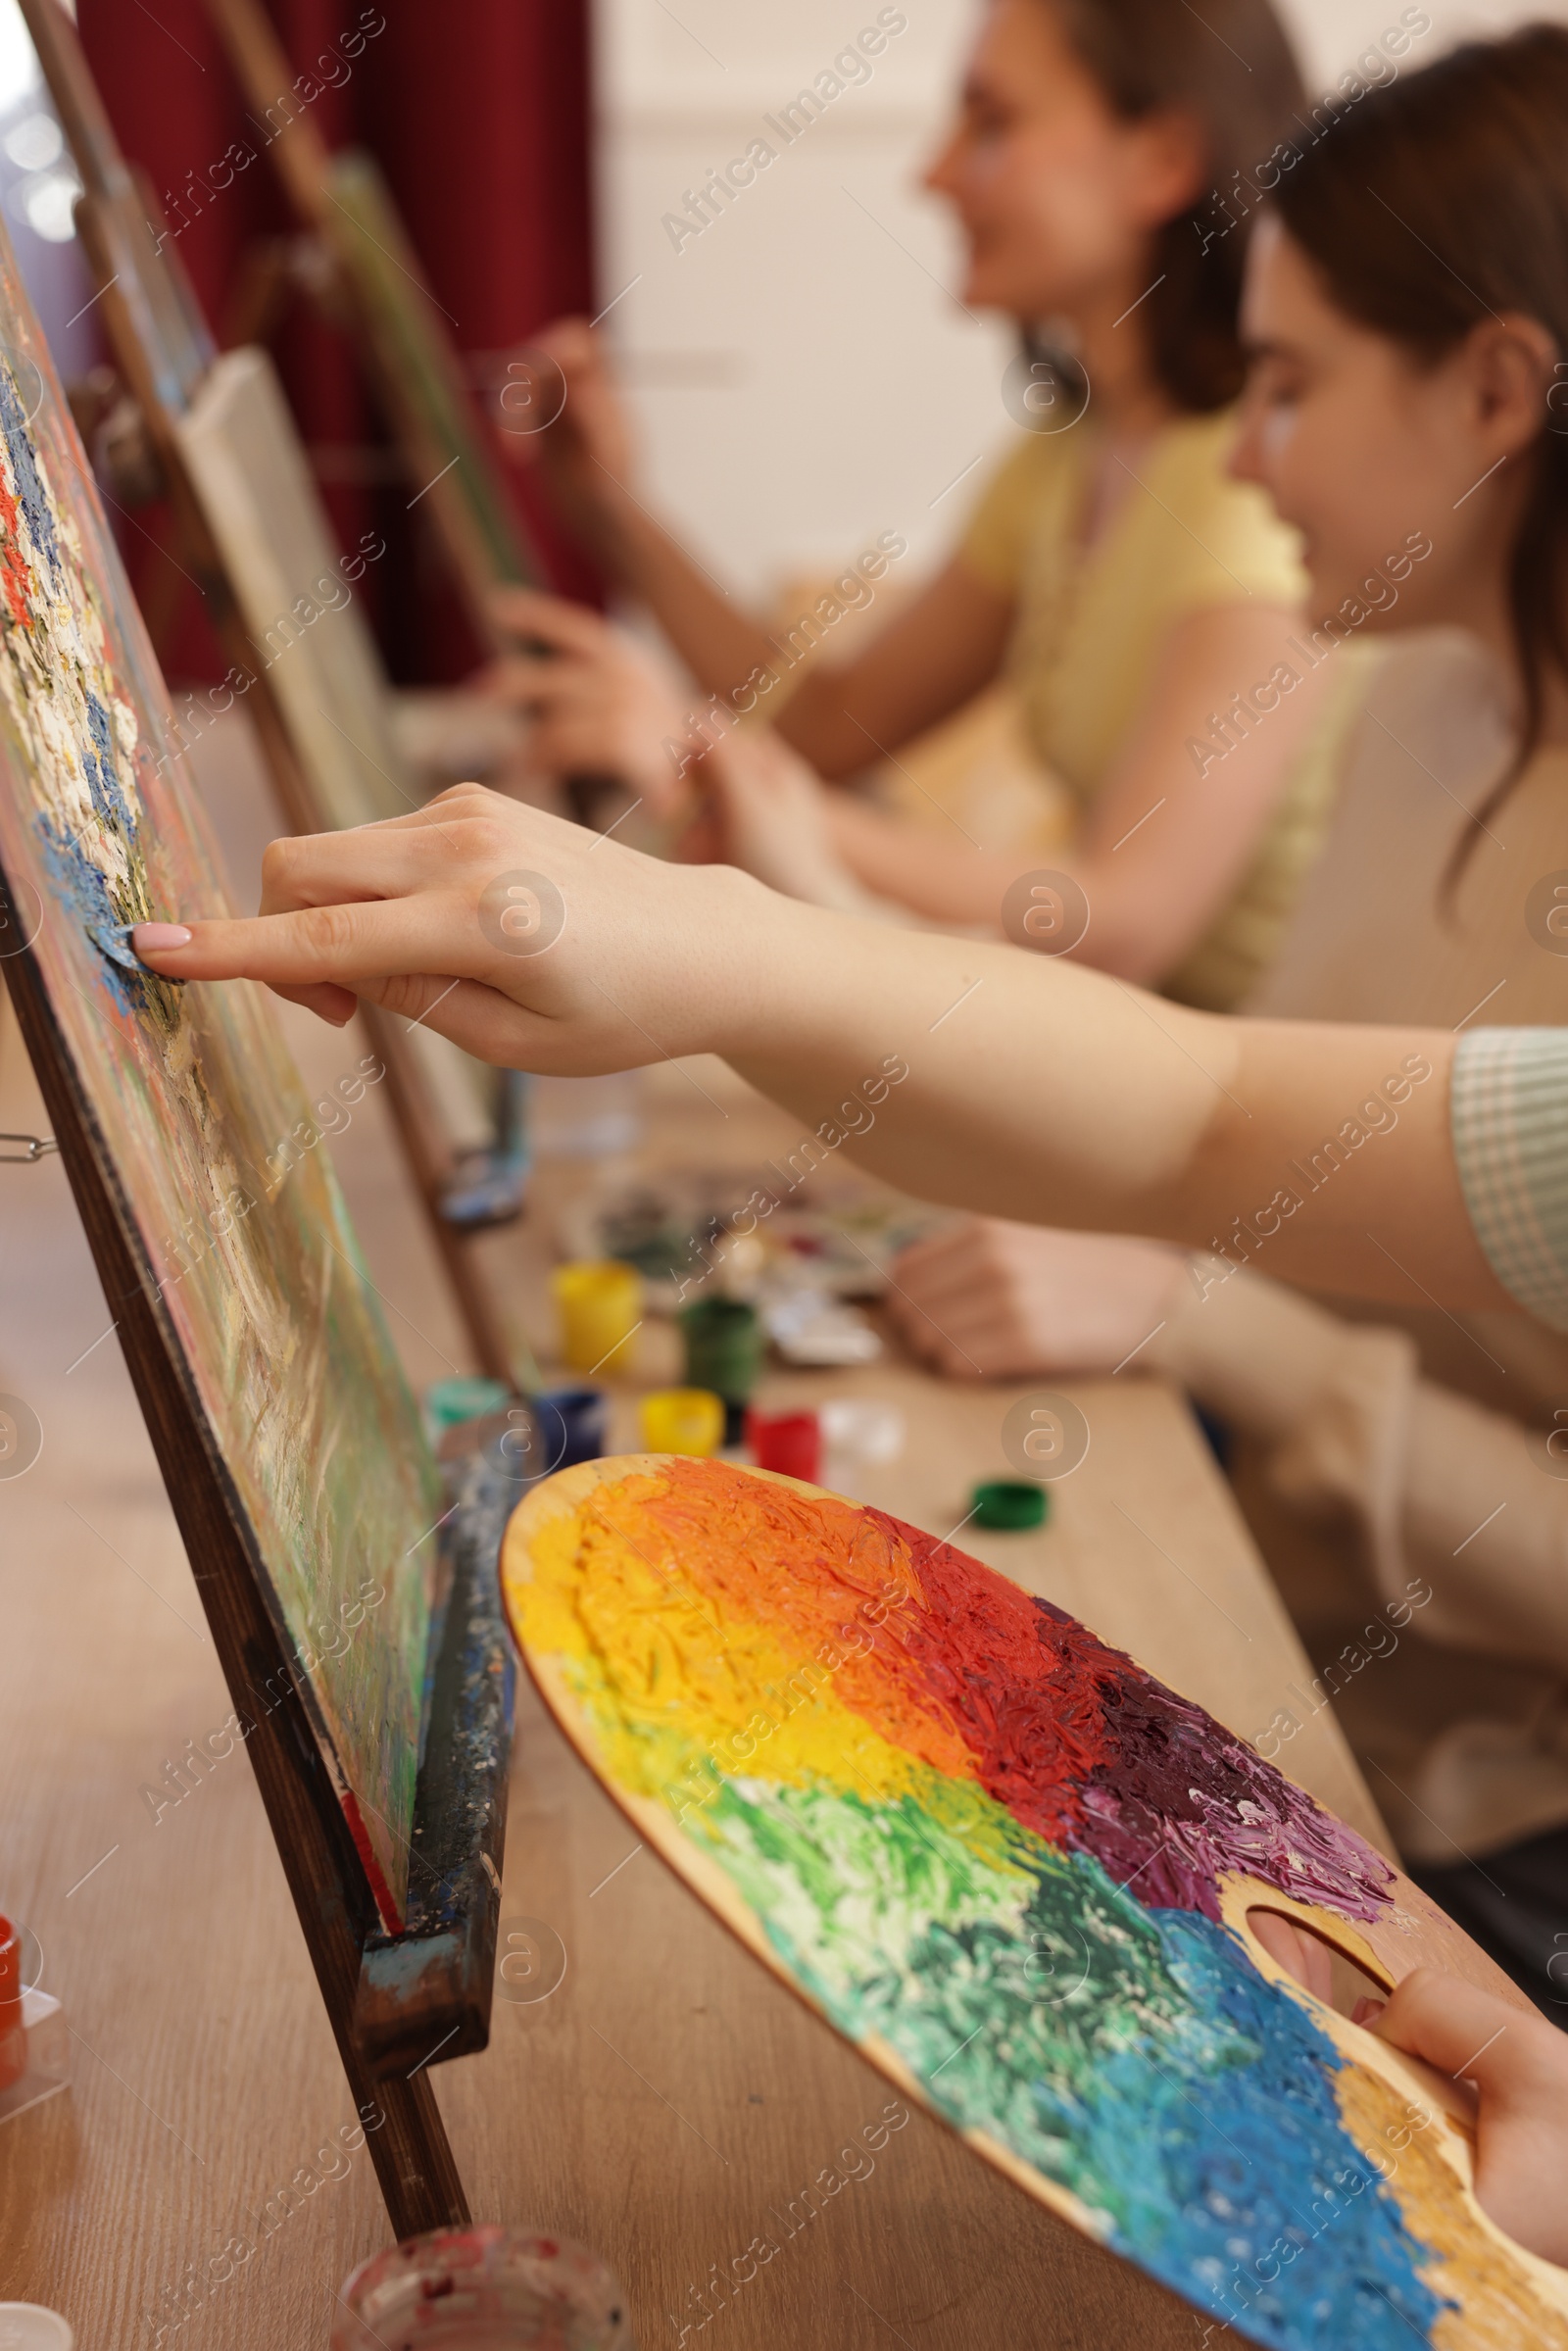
[[680, 1298, 764, 1445], [970, 1480, 1050, 1533]]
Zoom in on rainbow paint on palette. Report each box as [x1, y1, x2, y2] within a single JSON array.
[[503, 1456, 1568, 2349]]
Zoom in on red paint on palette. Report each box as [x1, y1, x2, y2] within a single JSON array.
[[866, 1504, 1393, 1921], [629, 1461, 1391, 1927]]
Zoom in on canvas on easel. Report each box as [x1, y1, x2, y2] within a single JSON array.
[[200, 0, 540, 651], [18, 0, 533, 1381], [0, 186, 512, 2234], [504, 1453, 1568, 2349]]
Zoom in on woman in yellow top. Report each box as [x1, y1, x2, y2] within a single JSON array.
[[498, 0, 1395, 1006]]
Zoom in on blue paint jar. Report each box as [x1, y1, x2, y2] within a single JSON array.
[[533, 1384, 610, 1473]]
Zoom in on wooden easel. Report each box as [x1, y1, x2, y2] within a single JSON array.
[[0, 904, 523, 2235], [21, 0, 528, 1389], [200, 0, 629, 832], [199, 0, 541, 656]]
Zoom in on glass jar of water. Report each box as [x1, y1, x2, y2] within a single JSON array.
[[331, 2229, 633, 2351]]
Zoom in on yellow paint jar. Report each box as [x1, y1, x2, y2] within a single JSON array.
[[552, 1260, 643, 1376], [639, 1389, 725, 1458]]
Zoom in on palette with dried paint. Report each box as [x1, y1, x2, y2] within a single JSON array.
[[502, 1454, 1568, 2350]]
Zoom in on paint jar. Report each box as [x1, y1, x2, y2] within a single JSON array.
[[970, 1480, 1050, 1533], [0, 1917, 24, 2092], [680, 1298, 764, 1445], [819, 1396, 905, 1466], [330, 2227, 633, 2350], [552, 1262, 642, 1377], [533, 1385, 610, 1473], [0, 2310, 74, 2350], [424, 1377, 514, 1442], [639, 1389, 725, 1458], [747, 1409, 821, 1486]]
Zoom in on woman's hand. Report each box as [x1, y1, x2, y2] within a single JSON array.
[[497, 317, 639, 533], [688, 731, 890, 916], [884, 1219, 1187, 1380], [1356, 1970, 1568, 2267], [1255, 1935, 1568, 2265], [485, 588, 697, 816], [130, 783, 765, 1072], [126, 790, 1496, 1320]]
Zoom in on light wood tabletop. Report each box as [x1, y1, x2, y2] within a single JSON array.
[[0, 726, 1391, 2350]]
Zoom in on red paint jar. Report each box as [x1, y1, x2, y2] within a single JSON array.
[[747, 1409, 821, 1485], [331, 2229, 632, 2349], [0, 1915, 25, 2091]]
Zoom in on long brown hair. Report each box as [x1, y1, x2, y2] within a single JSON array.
[[1050, 0, 1306, 411], [1274, 25, 1568, 890]]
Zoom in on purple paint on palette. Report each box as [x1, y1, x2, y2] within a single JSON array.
[[875, 1520, 1395, 1923]]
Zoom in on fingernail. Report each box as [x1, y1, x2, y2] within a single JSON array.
[[131, 923, 193, 953]]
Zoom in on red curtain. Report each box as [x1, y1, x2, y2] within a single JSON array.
[[75, 0, 597, 681]]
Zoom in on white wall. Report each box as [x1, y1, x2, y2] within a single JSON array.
[[595, 0, 1568, 602], [1286, 0, 1567, 81]]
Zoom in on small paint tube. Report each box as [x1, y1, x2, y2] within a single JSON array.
[[970, 1480, 1050, 1533]]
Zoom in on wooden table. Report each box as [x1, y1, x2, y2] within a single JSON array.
[[0, 726, 1390, 2348]]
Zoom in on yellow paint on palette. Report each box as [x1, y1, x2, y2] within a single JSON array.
[[520, 1472, 937, 1807], [1331, 2059, 1568, 2351]]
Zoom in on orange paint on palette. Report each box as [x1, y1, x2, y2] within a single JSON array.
[[600, 1461, 980, 1788], [592, 1458, 1396, 1922]]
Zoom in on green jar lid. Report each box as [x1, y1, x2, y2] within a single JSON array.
[[425, 1375, 513, 1434], [970, 1480, 1050, 1532]]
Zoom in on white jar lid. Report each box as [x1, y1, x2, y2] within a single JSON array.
[[0, 2308, 74, 2351]]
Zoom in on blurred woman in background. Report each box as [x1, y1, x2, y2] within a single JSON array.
[[886, 22, 1568, 2016], [503, 0, 1380, 1009]]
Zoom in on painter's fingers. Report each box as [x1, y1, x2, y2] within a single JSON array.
[[1368, 1970, 1535, 2098], [487, 657, 629, 720], [130, 895, 496, 994], [1248, 1911, 1334, 2002], [252, 796, 570, 919], [490, 587, 612, 659], [271, 980, 360, 1027], [480, 653, 595, 709], [889, 1223, 976, 1286]]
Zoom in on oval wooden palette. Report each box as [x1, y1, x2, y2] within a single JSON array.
[[501, 1453, 1568, 2349]]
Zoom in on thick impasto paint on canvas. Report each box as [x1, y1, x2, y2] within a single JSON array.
[[504, 1456, 1568, 2350], [0, 220, 441, 1920]]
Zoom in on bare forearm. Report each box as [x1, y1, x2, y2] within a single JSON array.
[[589, 488, 779, 700], [133, 794, 1509, 1318], [828, 801, 1020, 923], [700, 888, 1501, 1310], [828, 804, 1197, 978], [581, 491, 883, 773]]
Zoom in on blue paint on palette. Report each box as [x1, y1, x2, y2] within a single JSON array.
[[704, 1783, 1449, 2350]]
